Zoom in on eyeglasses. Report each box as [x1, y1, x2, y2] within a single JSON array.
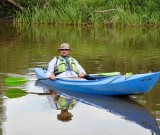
[[60, 49, 70, 51]]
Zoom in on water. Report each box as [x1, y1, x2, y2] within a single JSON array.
[[0, 23, 160, 135]]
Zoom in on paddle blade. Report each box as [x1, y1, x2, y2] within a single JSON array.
[[5, 77, 28, 86], [98, 72, 120, 76], [5, 81, 27, 86], [5, 88, 28, 98], [5, 77, 28, 83]]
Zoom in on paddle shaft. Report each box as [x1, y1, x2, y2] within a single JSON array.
[[34, 73, 120, 81], [5, 72, 120, 83], [29, 78, 49, 81], [28, 92, 51, 95], [29, 76, 78, 81]]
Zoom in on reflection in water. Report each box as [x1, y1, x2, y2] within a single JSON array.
[[36, 81, 160, 134], [48, 90, 77, 122], [0, 76, 7, 134]]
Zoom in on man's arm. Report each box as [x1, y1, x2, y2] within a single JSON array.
[[73, 59, 86, 77], [46, 57, 57, 79]]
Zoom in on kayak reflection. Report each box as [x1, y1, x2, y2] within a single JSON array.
[[47, 90, 77, 122], [35, 81, 160, 134]]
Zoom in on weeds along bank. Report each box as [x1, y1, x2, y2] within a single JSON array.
[[1, 0, 160, 27]]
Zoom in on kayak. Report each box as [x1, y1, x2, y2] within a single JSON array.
[[34, 68, 160, 96]]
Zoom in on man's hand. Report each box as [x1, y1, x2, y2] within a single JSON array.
[[78, 73, 86, 78], [49, 74, 56, 80]]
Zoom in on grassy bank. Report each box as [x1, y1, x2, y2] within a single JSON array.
[[9, 0, 160, 27]]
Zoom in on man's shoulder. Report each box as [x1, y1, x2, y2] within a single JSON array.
[[51, 56, 57, 60], [69, 56, 76, 60], [49, 56, 58, 62]]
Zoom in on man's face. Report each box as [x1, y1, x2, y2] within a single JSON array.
[[60, 49, 70, 57]]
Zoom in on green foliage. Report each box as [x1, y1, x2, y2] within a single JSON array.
[[3, 0, 160, 26], [0, 5, 15, 17]]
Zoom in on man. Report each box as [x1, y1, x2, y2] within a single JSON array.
[[46, 43, 86, 80]]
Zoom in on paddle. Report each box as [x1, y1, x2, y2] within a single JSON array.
[[5, 88, 50, 98], [5, 77, 50, 83], [89, 72, 120, 76], [4, 76, 80, 86], [5, 72, 120, 83], [5, 72, 121, 86], [5, 75, 81, 84]]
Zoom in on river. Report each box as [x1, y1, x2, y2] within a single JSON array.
[[0, 23, 160, 135]]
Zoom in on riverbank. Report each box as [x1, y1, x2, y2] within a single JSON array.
[[1, 0, 160, 27], [0, 17, 13, 23]]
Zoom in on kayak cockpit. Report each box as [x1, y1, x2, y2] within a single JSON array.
[[41, 68, 112, 81]]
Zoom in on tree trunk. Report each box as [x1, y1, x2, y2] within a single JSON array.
[[4, 0, 23, 10]]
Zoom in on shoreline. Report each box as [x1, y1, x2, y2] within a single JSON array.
[[0, 18, 159, 28], [0, 17, 13, 23]]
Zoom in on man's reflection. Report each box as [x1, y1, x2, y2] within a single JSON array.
[[48, 90, 77, 122]]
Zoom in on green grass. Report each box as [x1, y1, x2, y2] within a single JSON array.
[[13, 0, 160, 27]]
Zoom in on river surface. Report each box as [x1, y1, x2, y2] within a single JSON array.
[[0, 23, 160, 135]]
